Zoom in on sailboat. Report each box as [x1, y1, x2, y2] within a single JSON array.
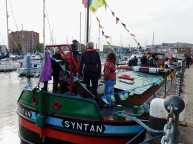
[[17, 1, 173, 144], [0, 0, 20, 72]]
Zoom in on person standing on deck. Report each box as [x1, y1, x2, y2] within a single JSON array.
[[103, 52, 116, 107], [71, 40, 79, 62], [79, 42, 101, 99], [51, 48, 63, 93], [133, 56, 138, 66]]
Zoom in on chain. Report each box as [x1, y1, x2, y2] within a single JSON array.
[[161, 106, 174, 144]]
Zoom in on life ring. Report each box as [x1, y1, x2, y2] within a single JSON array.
[[32, 96, 38, 105], [118, 74, 134, 80], [53, 101, 61, 110]]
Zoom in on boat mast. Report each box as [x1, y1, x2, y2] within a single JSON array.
[[86, 0, 89, 44], [43, 0, 45, 53], [5, 0, 9, 52], [152, 32, 154, 52]]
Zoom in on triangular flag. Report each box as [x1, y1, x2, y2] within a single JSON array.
[[99, 23, 104, 29], [139, 46, 142, 50], [126, 29, 129, 32], [118, 92, 126, 101], [130, 33, 135, 37], [122, 23, 126, 29], [82, 0, 87, 8], [89, 0, 107, 13], [102, 30, 104, 36], [108, 49, 111, 53], [116, 17, 119, 24], [138, 43, 140, 47], [111, 11, 115, 17], [101, 96, 110, 104], [124, 91, 129, 99], [167, 76, 170, 81], [105, 35, 110, 39], [111, 94, 116, 102], [107, 41, 112, 47], [96, 17, 100, 23]]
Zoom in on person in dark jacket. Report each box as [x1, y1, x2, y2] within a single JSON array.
[[133, 56, 138, 66], [79, 42, 101, 99], [71, 40, 79, 62], [51, 48, 69, 93], [141, 55, 147, 67]]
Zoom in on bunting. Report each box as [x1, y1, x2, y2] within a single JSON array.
[[105, 35, 110, 39], [116, 17, 119, 24], [130, 34, 135, 37], [99, 23, 104, 29], [96, 17, 100, 23], [111, 11, 115, 17], [102, 30, 104, 36], [89, 0, 107, 13], [122, 23, 126, 29]]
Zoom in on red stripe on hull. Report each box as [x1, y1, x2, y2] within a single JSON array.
[[19, 117, 142, 144]]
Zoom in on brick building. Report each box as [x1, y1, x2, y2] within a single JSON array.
[[9, 30, 39, 54], [171, 47, 191, 55]]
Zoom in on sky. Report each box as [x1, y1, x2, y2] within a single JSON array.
[[0, 0, 193, 51]]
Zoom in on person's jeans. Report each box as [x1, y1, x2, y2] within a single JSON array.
[[104, 80, 115, 106]]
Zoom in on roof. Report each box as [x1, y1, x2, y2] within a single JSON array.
[[114, 70, 163, 95]]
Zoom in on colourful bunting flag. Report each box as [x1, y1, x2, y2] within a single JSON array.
[[82, 0, 87, 8], [116, 17, 119, 24], [105, 35, 110, 38], [122, 23, 126, 29], [130, 34, 135, 37], [139, 46, 142, 50], [107, 41, 112, 47], [118, 92, 126, 101], [111, 11, 115, 17], [96, 17, 100, 23], [89, 0, 107, 13], [124, 91, 129, 99], [126, 29, 130, 32], [101, 96, 110, 104], [111, 94, 116, 101], [99, 23, 104, 29], [102, 30, 104, 36], [167, 76, 170, 81]]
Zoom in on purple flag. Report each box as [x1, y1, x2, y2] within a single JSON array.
[[40, 50, 52, 82]]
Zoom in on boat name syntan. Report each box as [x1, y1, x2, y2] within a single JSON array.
[[62, 120, 105, 133]]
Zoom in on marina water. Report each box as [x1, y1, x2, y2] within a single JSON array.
[[0, 72, 30, 144]]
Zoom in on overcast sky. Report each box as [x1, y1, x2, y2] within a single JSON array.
[[0, 0, 193, 50]]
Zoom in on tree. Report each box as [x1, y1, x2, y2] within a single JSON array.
[[13, 41, 22, 54], [35, 43, 44, 53]]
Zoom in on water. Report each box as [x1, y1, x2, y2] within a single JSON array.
[[0, 72, 28, 144]]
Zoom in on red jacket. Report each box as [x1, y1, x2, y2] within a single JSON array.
[[104, 60, 116, 81]]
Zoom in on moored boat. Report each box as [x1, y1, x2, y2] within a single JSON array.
[[17, 44, 172, 144]]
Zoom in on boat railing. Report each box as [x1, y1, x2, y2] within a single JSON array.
[[46, 44, 73, 96]]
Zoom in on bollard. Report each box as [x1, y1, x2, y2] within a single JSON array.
[[27, 55, 31, 76], [164, 95, 185, 144]]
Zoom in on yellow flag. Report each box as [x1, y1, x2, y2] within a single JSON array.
[[167, 76, 170, 81], [160, 65, 162, 69], [89, 0, 107, 13], [126, 29, 129, 32], [99, 23, 104, 29]]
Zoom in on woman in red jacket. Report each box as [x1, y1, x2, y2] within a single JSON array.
[[103, 52, 116, 107]]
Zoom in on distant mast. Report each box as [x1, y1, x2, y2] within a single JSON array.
[[43, 0, 46, 53], [86, 0, 89, 44], [5, 0, 9, 52], [151, 32, 154, 52]]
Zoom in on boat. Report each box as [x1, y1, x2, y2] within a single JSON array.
[[17, 54, 42, 76], [0, 58, 20, 72], [17, 44, 173, 144]]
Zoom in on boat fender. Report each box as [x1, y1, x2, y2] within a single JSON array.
[[97, 83, 105, 95], [149, 98, 167, 130], [53, 101, 61, 110], [33, 96, 38, 105], [35, 114, 47, 128]]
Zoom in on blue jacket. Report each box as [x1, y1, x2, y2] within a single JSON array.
[[71, 44, 78, 62]]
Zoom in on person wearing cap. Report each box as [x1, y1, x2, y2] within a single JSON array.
[[79, 42, 101, 99], [71, 40, 79, 62]]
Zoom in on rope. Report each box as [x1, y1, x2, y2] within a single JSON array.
[[114, 112, 163, 134], [126, 129, 146, 144]]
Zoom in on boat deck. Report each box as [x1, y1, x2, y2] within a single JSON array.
[[115, 70, 163, 95]]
